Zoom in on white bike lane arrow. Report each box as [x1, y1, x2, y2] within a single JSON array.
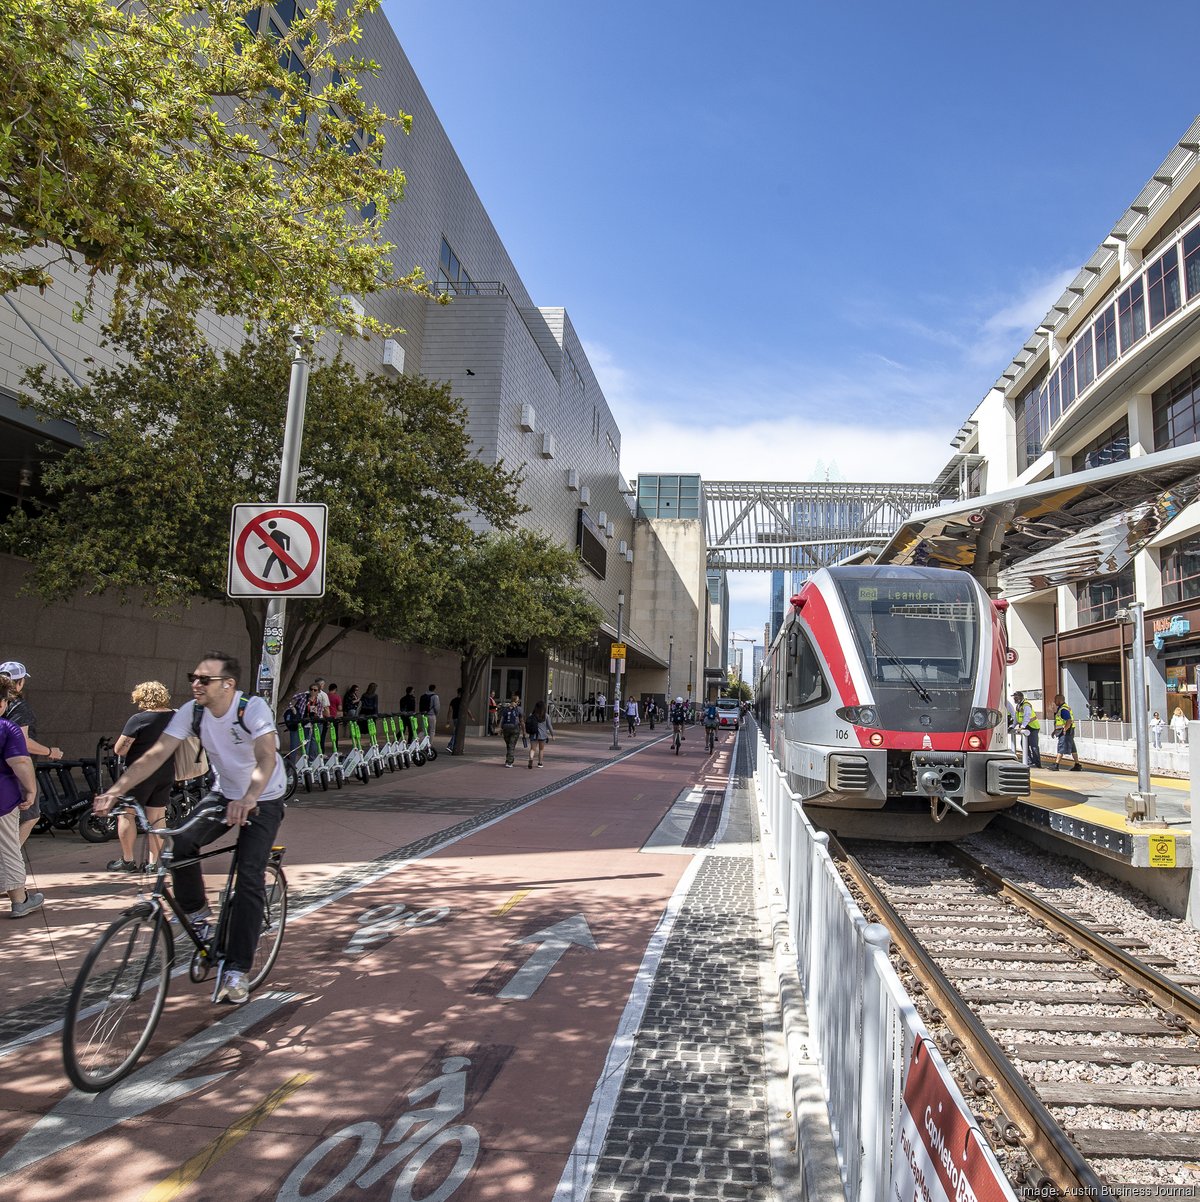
[[496, 915, 597, 1000]]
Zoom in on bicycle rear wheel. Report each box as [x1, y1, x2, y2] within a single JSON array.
[[63, 907, 172, 1092]]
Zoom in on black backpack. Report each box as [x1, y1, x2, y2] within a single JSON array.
[[500, 703, 520, 731]]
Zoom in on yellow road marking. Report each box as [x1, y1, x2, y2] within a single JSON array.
[[495, 889, 530, 916], [590, 824, 609, 837], [142, 1072, 312, 1202]]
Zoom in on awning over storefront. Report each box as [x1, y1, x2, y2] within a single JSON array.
[[871, 445, 1200, 594]]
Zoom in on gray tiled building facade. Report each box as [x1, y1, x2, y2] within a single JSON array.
[[0, 4, 645, 743]]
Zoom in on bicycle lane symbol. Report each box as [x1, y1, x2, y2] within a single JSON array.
[[276, 1056, 480, 1202]]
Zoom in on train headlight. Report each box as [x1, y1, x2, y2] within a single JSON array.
[[836, 706, 879, 728], [969, 708, 1002, 729]]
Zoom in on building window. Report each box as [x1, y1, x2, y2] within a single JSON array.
[[1058, 354, 1076, 413], [1117, 278, 1146, 352], [1074, 327, 1094, 392], [1071, 417, 1129, 473], [1048, 371, 1061, 426], [1014, 375, 1047, 475], [438, 238, 475, 295], [1147, 246, 1182, 330], [1153, 359, 1200, 450], [1163, 535, 1200, 606], [1185, 226, 1200, 302], [1076, 567, 1134, 626], [1094, 304, 1117, 375]]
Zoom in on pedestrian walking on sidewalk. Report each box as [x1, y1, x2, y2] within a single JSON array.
[[1172, 706, 1190, 745], [498, 694, 523, 766], [625, 696, 640, 735], [0, 679, 42, 919], [595, 691, 606, 724], [1151, 711, 1165, 750], [526, 701, 553, 768], [108, 681, 175, 872], [0, 660, 64, 847]]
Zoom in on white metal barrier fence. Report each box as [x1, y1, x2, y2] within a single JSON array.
[[751, 726, 1007, 1202]]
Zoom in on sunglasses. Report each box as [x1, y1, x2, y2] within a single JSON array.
[[187, 673, 229, 686]]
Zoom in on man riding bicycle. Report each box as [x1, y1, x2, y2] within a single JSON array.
[[669, 696, 688, 741], [95, 650, 286, 1005], [702, 700, 719, 747]]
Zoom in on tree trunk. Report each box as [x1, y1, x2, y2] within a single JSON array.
[[451, 650, 489, 755]]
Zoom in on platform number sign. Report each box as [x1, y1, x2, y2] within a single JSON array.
[[228, 503, 328, 598]]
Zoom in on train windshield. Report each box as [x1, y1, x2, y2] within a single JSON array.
[[833, 573, 980, 693]]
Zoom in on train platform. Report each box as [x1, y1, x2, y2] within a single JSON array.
[[1000, 760, 1193, 916], [0, 722, 837, 1202]]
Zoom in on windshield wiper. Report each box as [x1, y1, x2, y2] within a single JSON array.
[[870, 627, 933, 704]]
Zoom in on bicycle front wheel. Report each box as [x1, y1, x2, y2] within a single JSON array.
[[245, 863, 289, 990], [63, 907, 172, 1092]]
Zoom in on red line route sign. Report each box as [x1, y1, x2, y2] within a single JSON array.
[[227, 503, 328, 598]]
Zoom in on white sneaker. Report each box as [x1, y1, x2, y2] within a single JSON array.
[[216, 969, 249, 1004]]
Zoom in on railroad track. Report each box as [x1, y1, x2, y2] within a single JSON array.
[[833, 836, 1200, 1200]]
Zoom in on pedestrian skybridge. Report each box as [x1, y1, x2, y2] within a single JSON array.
[[702, 481, 942, 572]]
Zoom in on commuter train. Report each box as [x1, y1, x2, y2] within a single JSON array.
[[758, 565, 1029, 840]]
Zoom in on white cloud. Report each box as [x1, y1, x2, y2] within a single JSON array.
[[616, 413, 950, 485]]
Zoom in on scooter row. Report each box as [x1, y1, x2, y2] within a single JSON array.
[[286, 713, 439, 792]]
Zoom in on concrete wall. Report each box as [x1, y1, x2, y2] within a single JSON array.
[[0, 553, 459, 755], [627, 518, 706, 702]]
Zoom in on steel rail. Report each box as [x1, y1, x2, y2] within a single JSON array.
[[827, 834, 1119, 1202], [943, 844, 1200, 1033]]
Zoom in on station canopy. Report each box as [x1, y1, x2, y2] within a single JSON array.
[[869, 444, 1200, 595]]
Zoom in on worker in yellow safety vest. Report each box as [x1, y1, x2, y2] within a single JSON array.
[[1011, 691, 1041, 768], [1050, 694, 1082, 772]]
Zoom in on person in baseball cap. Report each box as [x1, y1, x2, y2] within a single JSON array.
[[0, 661, 62, 846]]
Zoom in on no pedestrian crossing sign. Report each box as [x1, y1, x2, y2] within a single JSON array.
[[227, 503, 327, 598]]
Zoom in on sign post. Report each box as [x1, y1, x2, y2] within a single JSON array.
[[258, 332, 311, 716]]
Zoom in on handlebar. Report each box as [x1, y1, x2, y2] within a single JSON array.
[[107, 796, 237, 839]]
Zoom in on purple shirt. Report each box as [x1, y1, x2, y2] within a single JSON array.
[[0, 717, 31, 817]]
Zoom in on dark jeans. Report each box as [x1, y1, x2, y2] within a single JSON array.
[[171, 791, 286, 973]]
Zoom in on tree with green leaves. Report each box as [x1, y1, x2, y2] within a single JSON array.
[[416, 532, 605, 757], [3, 323, 523, 699], [1, 0, 428, 334]]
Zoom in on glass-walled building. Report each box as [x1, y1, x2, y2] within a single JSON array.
[[950, 116, 1200, 726]]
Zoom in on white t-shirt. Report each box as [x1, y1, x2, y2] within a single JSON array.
[[165, 693, 286, 801]]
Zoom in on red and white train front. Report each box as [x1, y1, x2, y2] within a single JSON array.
[[764, 565, 1029, 840]]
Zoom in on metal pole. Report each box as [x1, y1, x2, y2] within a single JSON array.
[[1128, 601, 1151, 797], [611, 592, 624, 751], [259, 330, 312, 718], [667, 633, 673, 702]]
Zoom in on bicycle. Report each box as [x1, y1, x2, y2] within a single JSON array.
[[672, 723, 683, 754], [705, 723, 717, 754], [62, 798, 288, 1093]]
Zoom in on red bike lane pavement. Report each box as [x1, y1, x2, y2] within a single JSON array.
[[0, 733, 733, 1202]]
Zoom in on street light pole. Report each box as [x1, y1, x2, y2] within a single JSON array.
[[611, 590, 625, 751], [667, 633, 673, 702], [258, 329, 312, 718]]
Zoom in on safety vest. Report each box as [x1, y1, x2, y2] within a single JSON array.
[[1054, 703, 1073, 732], [1017, 702, 1039, 731]]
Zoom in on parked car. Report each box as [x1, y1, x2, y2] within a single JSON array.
[[715, 698, 741, 730]]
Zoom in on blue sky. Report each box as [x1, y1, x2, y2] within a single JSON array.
[[385, 0, 1200, 645]]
